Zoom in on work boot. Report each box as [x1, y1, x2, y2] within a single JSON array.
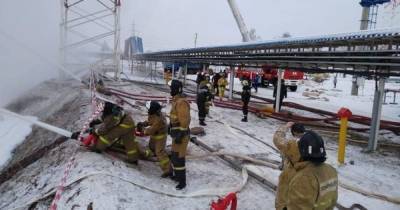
[[241, 116, 248, 122], [176, 182, 186, 190], [175, 169, 186, 190], [199, 120, 207, 126], [161, 171, 173, 178], [128, 160, 138, 166]]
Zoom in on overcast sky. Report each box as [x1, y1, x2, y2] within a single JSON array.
[[121, 0, 400, 51], [0, 0, 399, 106]]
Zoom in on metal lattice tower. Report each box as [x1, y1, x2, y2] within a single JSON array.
[[59, 0, 121, 79], [368, 5, 379, 29]]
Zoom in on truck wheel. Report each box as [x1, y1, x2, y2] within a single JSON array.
[[289, 86, 297, 92]]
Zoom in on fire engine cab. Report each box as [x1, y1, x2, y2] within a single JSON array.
[[236, 66, 304, 92]]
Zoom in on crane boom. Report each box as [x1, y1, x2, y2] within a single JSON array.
[[227, 0, 251, 42]]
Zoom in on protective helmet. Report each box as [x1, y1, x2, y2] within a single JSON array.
[[242, 80, 249, 86], [298, 130, 327, 163], [103, 102, 122, 117], [146, 101, 162, 115], [199, 83, 208, 90], [291, 123, 305, 136], [168, 79, 183, 96]]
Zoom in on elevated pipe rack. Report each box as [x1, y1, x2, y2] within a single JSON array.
[[134, 28, 400, 77]]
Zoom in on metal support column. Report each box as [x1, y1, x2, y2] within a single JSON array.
[[113, 1, 121, 79], [229, 66, 235, 100], [275, 69, 283, 112], [183, 63, 188, 86], [367, 77, 385, 152], [172, 64, 175, 80], [59, 0, 68, 78], [352, 6, 371, 96]]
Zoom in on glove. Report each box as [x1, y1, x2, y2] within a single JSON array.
[[136, 122, 144, 132], [170, 129, 188, 144], [70, 131, 81, 140], [85, 127, 94, 134], [89, 119, 102, 128]]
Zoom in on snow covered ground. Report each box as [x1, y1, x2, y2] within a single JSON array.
[[188, 73, 400, 122], [0, 113, 34, 168], [0, 67, 399, 210]]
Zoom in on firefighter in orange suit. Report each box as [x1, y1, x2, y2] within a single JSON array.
[[168, 79, 191, 190], [137, 101, 172, 177]]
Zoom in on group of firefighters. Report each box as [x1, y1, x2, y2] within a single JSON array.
[[195, 70, 251, 124], [71, 73, 338, 209]]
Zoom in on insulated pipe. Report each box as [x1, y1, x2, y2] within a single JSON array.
[[229, 66, 235, 100], [274, 69, 283, 112]]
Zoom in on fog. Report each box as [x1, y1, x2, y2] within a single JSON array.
[[0, 0, 399, 107], [0, 0, 59, 106]]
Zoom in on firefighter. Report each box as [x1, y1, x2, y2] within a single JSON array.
[[273, 122, 305, 210], [274, 122, 338, 210], [241, 80, 251, 122], [205, 83, 213, 118], [71, 102, 140, 165], [212, 71, 221, 96], [333, 73, 338, 89], [196, 70, 205, 93], [273, 79, 287, 111], [164, 69, 173, 85], [96, 79, 111, 96], [217, 73, 228, 101], [168, 79, 191, 190], [136, 101, 172, 177], [199, 74, 211, 88], [197, 83, 212, 126]]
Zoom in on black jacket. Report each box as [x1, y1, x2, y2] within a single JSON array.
[[197, 88, 212, 105], [196, 73, 205, 84], [241, 86, 251, 103], [273, 84, 287, 99], [212, 74, 221, 86]]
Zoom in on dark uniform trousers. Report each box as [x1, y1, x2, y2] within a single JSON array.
[[171, 134, 190, 185]]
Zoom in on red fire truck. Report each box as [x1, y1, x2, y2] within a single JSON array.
[[236, 66, 304, 92]]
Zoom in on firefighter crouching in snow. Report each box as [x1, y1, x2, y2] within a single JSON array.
[[71, 102, 140, 165], [136, 101, 172, 177], [273, 122, 338, 210], [168, 79, 191, 190]]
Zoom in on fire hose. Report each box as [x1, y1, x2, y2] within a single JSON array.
[[101, 87, 400, 150], [105, 88, 377, 133], [1, 108, 399, 209]]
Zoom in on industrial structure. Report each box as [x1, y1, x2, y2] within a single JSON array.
[[351, 0, 393, 96], [226, 0, 255, 42], [134, 28, 400, 152], [59, 0, 121, 78]]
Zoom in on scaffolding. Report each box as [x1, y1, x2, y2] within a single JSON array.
[[59, 0, 121, 79]]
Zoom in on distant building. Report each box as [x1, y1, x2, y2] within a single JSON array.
[[124, 36, 144, 59]]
